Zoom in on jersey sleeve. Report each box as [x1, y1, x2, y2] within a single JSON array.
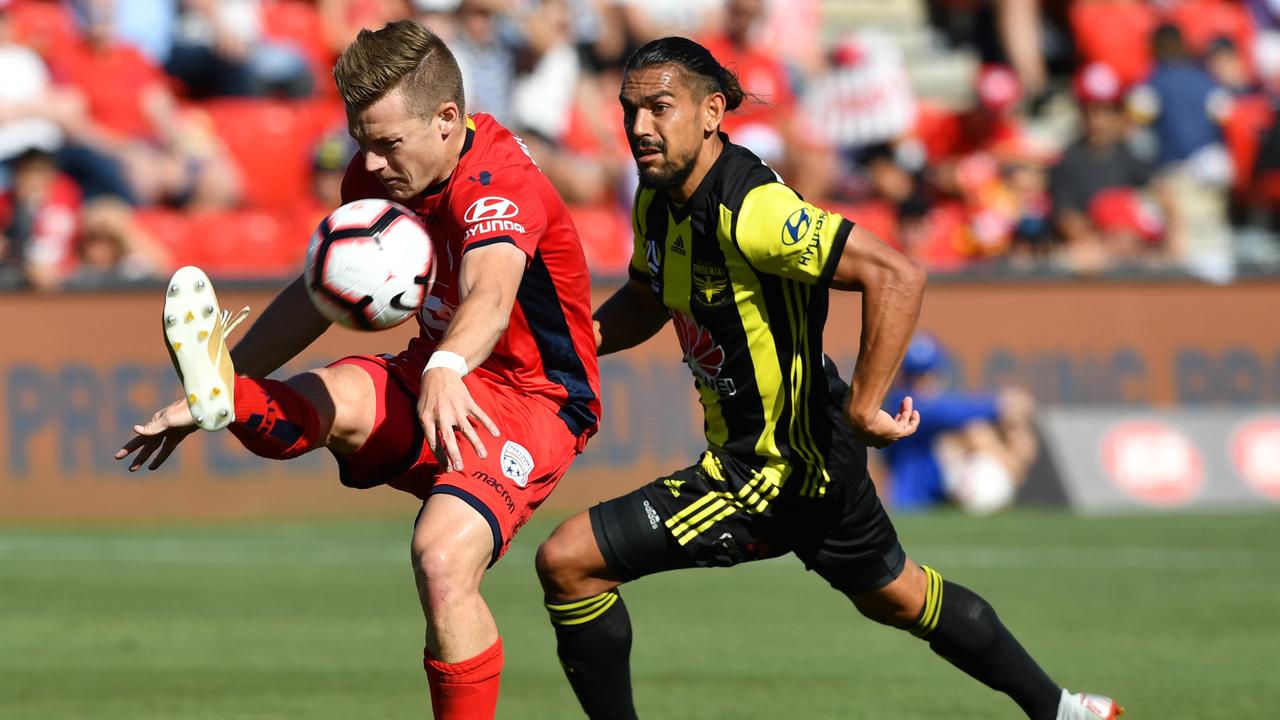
[[451, 169, 548, 258], [732, 182, 853, 285]]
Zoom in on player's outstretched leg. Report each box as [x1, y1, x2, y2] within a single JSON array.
[[161, 266, 346, 460], [850, 561, 1121, 719], [536, 511, 639, 720]]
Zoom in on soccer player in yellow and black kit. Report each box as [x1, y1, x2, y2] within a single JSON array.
[[535, 37, 1122, 720]]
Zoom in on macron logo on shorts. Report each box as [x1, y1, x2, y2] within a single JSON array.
[[500, 440, 535, 487]]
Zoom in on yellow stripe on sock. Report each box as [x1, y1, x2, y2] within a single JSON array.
[[910, 566, 945, 638], [547, 593, 611, 617], [546, 592, 619, 626], [546, 592, 613, 613], [923, 566, 944, 635]]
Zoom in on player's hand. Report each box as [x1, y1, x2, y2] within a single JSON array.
[[847, 395, 920, 449], [418, 368, 501, 472], [114, 398, 198, 471]]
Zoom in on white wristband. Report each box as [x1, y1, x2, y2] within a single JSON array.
[[425, 350, 469, 377]]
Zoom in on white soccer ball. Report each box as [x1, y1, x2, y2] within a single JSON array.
[[304, 199, 435, 331]]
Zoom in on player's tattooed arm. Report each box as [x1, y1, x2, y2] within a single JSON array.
[[830, 224, 927, 448], [593, 278, 669, 356], [417, 243, 524, 471]]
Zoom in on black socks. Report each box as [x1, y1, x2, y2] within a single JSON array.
[[909, 566, 1062, 720], [546, 590, 639, 720]]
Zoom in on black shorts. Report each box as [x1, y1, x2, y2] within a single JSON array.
[[590, 370, 904, 596]]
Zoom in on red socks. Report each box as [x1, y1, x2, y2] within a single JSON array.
[[227, 377, 323, 459], [424, 638, 504, 720]]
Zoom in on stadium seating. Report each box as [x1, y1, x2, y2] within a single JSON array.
[[566, 204, 633, 277], [1223, 95, 1275, 197], [203, 98, 345, 212], [137, 207, 314, 279], [1069, 0, 1158, 88]]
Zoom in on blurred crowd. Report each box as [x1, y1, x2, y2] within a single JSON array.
[[4, 0, 1280, 291]]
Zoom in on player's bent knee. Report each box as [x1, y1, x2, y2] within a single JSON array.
[[852, 595, 915, 627], [851, 562, 928, 627], [535, 519, 612, 599], [534, 535, 585, 594]]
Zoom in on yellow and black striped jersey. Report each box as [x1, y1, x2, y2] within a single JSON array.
[[629, 140, 855, 497]]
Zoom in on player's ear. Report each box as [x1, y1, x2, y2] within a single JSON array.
[[703, 91, 726, 136], [436, 102, 460, 136]]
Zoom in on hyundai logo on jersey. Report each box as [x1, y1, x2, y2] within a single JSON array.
[[782, 207, 811, 246], [464, 196, 520, 223]]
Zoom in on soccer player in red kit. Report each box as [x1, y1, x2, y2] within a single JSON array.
[[115, 21, 600, 720]]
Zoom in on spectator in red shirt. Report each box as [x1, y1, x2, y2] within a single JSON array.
[[699, 0, 796, 166], [54, 0, 241, 208]]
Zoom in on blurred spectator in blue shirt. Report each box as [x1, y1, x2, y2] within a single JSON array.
[[1130, 24, 1232, 168], [1129, 24, 1236, 280], [880, 333, 1039, 514]]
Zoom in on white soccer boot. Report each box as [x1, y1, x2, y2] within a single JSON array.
[[1056, 689, 1124, 720], [162, 266, 250, 432]]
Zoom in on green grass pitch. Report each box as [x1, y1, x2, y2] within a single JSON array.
[[2, 509, 1278, 719]]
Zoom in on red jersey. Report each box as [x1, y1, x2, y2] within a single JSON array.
[[341, 114, 601, 440], [54, 42, 166, 141]]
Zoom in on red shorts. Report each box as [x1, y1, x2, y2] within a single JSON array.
[[328, 353, 581, 564]]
